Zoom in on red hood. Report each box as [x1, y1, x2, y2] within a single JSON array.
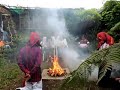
[[29, 32, 40, 46], [97, 32, 106, 41]]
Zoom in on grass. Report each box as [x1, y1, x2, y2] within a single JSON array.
[[0, 58, 114, 90], [0, 58, 23, 90]]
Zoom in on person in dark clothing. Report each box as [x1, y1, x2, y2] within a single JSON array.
[[98, 64, 120, 89], [97, 32, 120, 90], [17, 32, 42, 90]]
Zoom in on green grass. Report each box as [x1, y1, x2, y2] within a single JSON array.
[[0, 58, 23, 90], [0, 35, 28, 90]]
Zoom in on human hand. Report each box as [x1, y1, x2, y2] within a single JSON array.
[[25, 73, 31, 82], [115, 78, 120, 81], [25, 73, 31, 79]]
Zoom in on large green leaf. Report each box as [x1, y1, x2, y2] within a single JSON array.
[[61, 43, 120, 89]]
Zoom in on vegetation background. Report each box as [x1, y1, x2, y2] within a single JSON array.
[[0, 0, 120, 89]]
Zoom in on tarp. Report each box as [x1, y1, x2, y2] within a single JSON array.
[[10, 6, 24, 14]]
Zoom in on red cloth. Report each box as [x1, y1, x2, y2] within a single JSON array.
[[18, 32, 42, 84], [29, 32, 40, 46], [97, 32, 114, 49]]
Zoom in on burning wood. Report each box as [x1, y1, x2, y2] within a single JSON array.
[[47, 46, 66, 77], [42, 68, 70, 90], [47, 56, 66, 77]]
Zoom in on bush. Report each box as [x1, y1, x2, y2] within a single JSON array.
[[0, 58, 22, 90]]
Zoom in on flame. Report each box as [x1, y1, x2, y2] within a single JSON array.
[[48, 56, 65, 76], [0, 41, 5, 47]]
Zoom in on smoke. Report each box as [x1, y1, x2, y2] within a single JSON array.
[[88, 65, 98, 81], [60, 47, 88, 71], [20, 8, 90, 71], [111, 63, 120, 78], [46, 9, 68, 37], [25, 8, 120, 82], [44, 9, 90, 71]]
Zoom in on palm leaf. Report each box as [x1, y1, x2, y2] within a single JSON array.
[[61, 43, 120, 89]]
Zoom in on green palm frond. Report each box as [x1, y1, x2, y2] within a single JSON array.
[[97, 59, 112, 84], [61, 43, 120, 89]]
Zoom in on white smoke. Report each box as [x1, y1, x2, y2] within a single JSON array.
[[44, 9, 90, 71], [88, 65, 98, 81], [46, 9, 68, 37], [21, 8, 90, 71], [60, 47, 86, 71]]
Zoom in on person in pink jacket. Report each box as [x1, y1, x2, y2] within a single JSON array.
[[17, 32, 42, 90]]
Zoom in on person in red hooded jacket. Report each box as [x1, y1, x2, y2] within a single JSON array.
[[97, 32, 114, 50], [17, 32, 42, 90], [97, 32, 120, 89]]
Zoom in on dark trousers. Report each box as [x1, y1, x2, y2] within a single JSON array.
[[98, 69, 120, 90]]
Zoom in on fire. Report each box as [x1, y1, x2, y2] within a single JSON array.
[[0, 40, 5, 47], [47, 56, 65, 77]]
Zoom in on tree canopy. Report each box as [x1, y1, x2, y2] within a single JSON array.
[[100, 0, 120, 30]]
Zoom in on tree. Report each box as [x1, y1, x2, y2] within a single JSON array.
[[63, 8, 101, 39], [74, 9, 101, 42], [63, 9, 83, 36], [108, 22, 120, 42], [100, 0, 120, 30]]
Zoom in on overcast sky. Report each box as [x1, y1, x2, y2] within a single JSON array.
[[0, 0, 106, 9]]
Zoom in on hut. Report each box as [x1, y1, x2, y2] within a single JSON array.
[[0, 4, 17, 42]]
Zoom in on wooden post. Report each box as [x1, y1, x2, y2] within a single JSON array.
[[0, 13, 2, 27]]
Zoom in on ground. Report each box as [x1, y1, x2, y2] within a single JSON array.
[[0, 59, 114, 90], [0, 59, 66, 90]]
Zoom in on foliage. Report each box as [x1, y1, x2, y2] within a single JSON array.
[[61, 43, 120, 89], [76, 9, 101, 37], [75, 9, 101, 22], [63, 8, 101, 50], [100, 0, 120, 30], [0, 24, 27, 89], [0, 34, 25, 89], [0, 58, 22, 90], [108, 22, 120, 42], [63, 1, 120, 47], [0, 34, 27, 63], [63, 9, 81, 36]]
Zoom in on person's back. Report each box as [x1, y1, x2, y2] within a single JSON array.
[[97, 32, 114, 49], [19, 45, 42, 82], [17, 32, 42, 90], [105, 33, 114, 45]]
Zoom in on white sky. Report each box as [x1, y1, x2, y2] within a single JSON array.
[[0, 0, 105, 9]]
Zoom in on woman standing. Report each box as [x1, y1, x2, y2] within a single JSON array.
[[17, 32, 42, 90]]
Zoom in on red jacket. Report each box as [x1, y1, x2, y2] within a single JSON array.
[[97, 32, 114, 49], [18, 32, 42, 83]]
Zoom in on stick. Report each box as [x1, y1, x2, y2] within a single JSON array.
[[56, 46, 58, 57], [43, 51, 44, 61], [54, 46, 55, 60]]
